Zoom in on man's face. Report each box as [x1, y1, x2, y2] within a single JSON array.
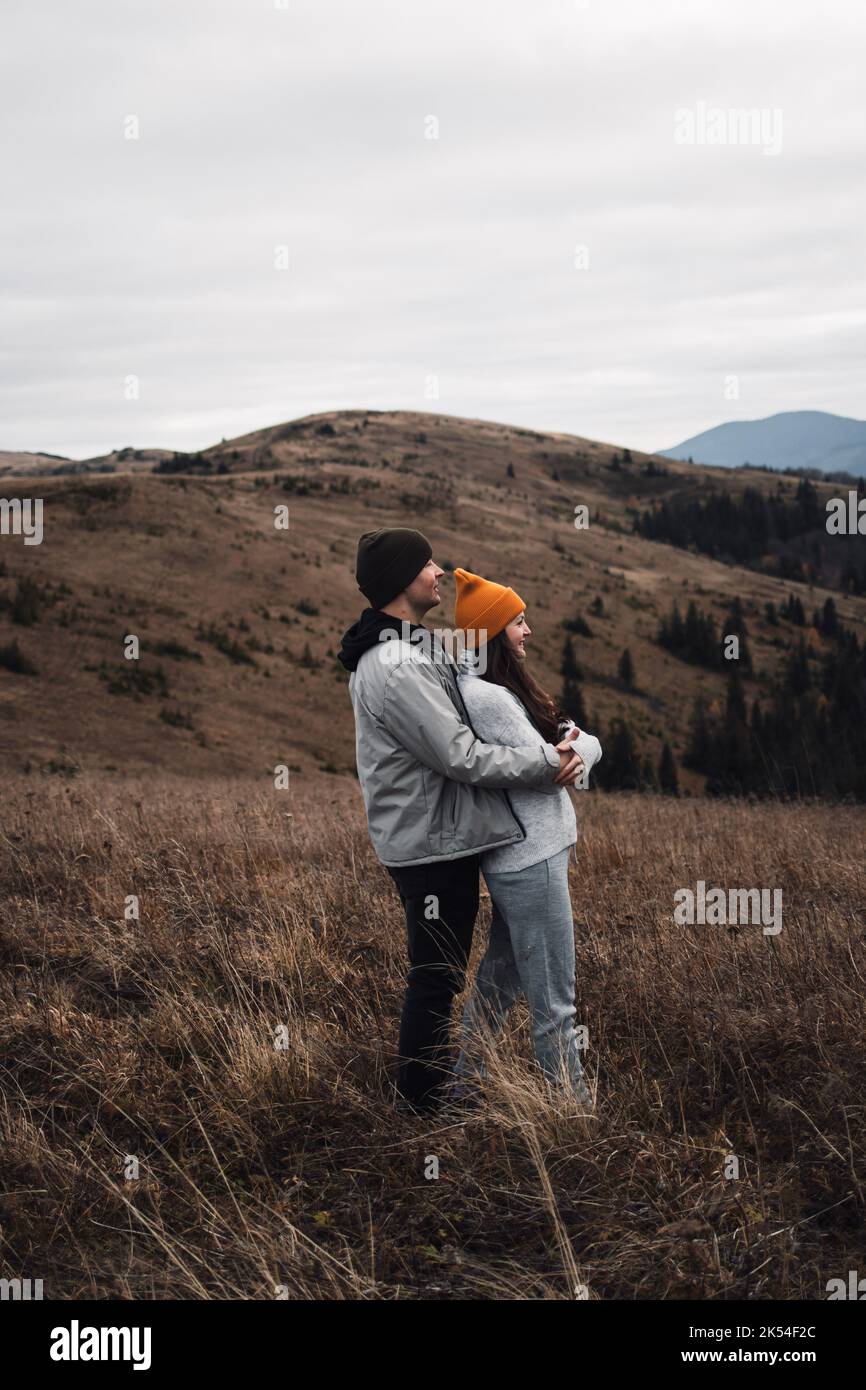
[[404, 558, 443, 612]]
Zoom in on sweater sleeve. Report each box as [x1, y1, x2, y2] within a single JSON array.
[[559, 718, 603, 786], [461, 684, 569, 796], [380, 658, 561, 788], [478, 701, 603, 791]]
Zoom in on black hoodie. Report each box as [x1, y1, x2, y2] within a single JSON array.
[[336, 608, 431, 673]]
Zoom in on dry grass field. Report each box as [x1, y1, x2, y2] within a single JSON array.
[[2, 772, 864, 1300], [2, 408, 864, 1303]]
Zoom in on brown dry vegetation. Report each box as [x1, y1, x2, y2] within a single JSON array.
[[1, 773, 864, 1300], [2, 410, 864, 789]]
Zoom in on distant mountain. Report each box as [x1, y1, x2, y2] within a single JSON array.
[[659, 411, 866, 479]]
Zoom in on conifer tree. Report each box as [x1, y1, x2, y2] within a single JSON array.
[[658, 741, 679, 796], [618, 647, 635, 688]]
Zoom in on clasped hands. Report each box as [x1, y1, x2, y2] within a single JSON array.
[[553, 726, 586, 786]]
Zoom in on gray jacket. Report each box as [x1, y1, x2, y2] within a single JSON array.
[[347, 631, 562, 867]]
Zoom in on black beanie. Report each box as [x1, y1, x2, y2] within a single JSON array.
[[355, 528, 433, 609]]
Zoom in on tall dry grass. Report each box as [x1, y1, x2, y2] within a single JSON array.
[[1, 774, 864, 1299]]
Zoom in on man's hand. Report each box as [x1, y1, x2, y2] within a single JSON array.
[[554, 727, 586, 785]]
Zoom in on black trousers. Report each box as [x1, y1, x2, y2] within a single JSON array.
[[386, 853, 481, 1106]]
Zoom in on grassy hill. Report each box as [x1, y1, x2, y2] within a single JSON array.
[[1, 409, 864, 790]]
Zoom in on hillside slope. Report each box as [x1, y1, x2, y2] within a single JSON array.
[[1, 410, 864, 789]]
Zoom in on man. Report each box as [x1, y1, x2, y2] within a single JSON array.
[[337, 526, 585, 1113]]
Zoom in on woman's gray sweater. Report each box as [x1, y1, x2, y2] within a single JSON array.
[[457, 649, 603, 873]]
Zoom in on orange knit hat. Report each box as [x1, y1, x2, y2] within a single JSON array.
[[453, 568, 526, 646]]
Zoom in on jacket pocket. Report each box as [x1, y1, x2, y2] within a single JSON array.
[[447, 780, 460, 834], [425, 769, 458, 848]]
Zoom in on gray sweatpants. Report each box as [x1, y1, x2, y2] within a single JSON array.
[[454, 844, 591, 1101]]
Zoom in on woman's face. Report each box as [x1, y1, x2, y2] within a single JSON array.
[[504, 612, 531, 660]]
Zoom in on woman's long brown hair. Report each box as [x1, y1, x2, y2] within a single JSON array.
[[478, 629, 571, 744]]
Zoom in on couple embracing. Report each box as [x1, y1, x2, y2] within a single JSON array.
[[337, 527, 602, 1116]]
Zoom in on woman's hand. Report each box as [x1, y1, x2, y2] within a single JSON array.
[[554, 727, 586, 785]]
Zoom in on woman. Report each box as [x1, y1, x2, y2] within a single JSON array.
[[451, 567, 602, 1108]]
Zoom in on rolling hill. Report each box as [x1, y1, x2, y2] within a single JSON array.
[[1, 409, 864, 792]]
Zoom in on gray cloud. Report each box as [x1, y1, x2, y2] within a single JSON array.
[[1, 0, 864, 457]]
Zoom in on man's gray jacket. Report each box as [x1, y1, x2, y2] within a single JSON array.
[[338, 611, 562, 867]]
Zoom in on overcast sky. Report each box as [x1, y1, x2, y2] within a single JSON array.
[[2, 0, 864, 459]]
